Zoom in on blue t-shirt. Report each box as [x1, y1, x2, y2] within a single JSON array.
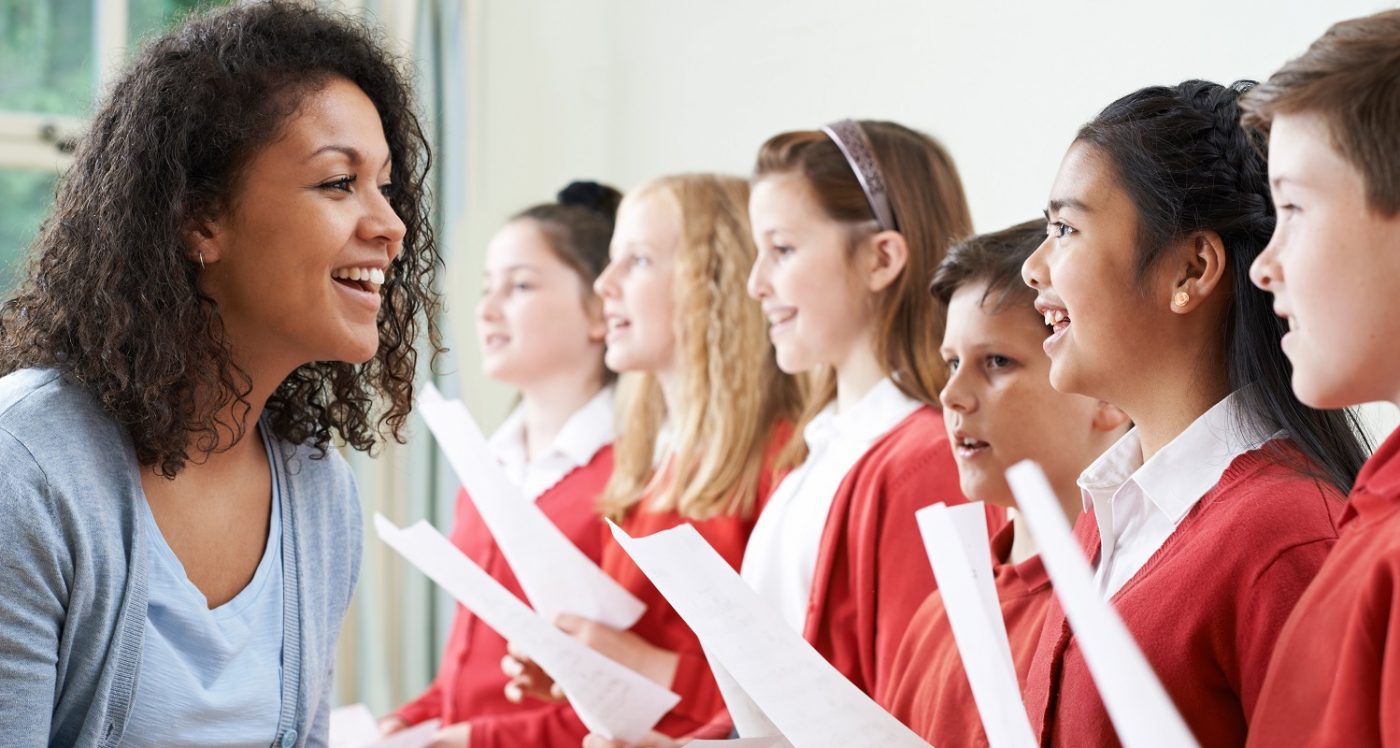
[[123, 433, 285, 747]]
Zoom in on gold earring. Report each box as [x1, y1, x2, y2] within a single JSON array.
[[1173, 291, 1190, 308]]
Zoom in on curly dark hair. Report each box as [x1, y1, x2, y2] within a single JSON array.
[[0, 1, 442, 476]]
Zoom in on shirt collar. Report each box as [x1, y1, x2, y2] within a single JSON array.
[[488, 386, 615, 470], [1343, 424, 1400, 528], [1078, 388, 1280, 523], [803, 377, 923, 452]]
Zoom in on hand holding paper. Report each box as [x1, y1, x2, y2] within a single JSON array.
[[1006, 461, 1198, 748], [416, 384, 645, 629], [374, 514, 679, 742], [607, 521, 928, 748]]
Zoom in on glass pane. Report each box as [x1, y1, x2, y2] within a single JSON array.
[[0, 0, 96, 116], [128, 0, 226, 48], [0, 168, 58, 298]]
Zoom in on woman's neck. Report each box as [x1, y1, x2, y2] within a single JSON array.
[[517, 369, 606, 462]]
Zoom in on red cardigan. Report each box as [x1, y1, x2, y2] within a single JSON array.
[[688, 406, 998, 740], [466, 427, 789, 748], [1023, 444, 1345, 747], [393, 447, 614, 728], [802, 405, 991, 699], [1247, 426, 1400, 747], [880, 521, 1051, 746]]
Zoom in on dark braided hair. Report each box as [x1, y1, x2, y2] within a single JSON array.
[[1078, 79, 1368, 493], [0, 1, 443, 477]]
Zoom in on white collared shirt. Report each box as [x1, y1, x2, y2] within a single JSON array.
[[1080, 388, 1282, 598], [740, 378, 923, 633], [489, 386, 615, 501]]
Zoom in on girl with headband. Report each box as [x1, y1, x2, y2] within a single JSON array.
[[0, 3, 439, 744], [1019, 80, 1368, 746], [381, 182, 620, 741], [462, 175, 801, 748]]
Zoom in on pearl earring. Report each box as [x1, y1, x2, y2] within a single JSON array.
[[1173, 291, 1190, 308]]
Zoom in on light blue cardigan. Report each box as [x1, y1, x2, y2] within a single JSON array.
[[0, 368, 362, 747]]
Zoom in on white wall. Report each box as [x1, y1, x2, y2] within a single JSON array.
[[456, 0, 1398, 439]]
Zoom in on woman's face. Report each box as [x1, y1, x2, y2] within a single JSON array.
[[195, 77, 404, 371], [747, 173, 875, 375], [476, 219, 605, 388], [593, 191, 679, 375], [1022, 142, 1175, 402]]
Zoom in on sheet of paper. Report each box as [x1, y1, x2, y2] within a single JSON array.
[[417, 384, 645, 629], [1006, 461, 1199, 748], [375, 514, 679, 742], [916, 503, 1038, 748], [607, 521, 929, 748], [705, 650, 783, 740], [687, 740, 792, 747], [328, 703, 440, 748]]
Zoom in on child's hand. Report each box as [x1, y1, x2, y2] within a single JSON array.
[[501, 643, 565, 703]]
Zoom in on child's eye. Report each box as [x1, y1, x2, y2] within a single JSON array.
[[945, 357, 960, 372], [513, 282, 534, 292], [773, 244, 795, 257], [1047, 220, 1076, 239], [631, 255, 651, 268], [987, 354, 1013, 369]]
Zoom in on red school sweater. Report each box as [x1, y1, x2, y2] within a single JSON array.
[[1022, 443, 1345, 747], [393, 447, 614, 728], [879, 521, 1052, 746], [465, 425, 790, 748], [802, 406, 996, 700], [688, 406, 1002, 740], [1246, 426, 1400, 748]]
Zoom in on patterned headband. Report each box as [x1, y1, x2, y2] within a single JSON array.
[[820, 119, 898, 231]]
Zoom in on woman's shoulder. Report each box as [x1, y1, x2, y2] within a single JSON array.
[[0, 367, 136, 501]]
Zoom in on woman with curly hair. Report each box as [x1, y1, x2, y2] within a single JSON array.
[[0, 2, 440, 746]]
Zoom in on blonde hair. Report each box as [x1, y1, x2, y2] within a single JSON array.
[[753, 121, 974, 469], [599, 175, 802, 522]]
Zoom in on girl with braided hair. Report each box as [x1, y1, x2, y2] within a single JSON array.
[[469, 174, 801, 748], [1019, 79, 1368, 746]]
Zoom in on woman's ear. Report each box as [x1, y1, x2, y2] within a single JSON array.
[[864, 229, 909, 293], [1092, 400, 1131, 433], [181, 211, 227, 269], [1167, 230, 1227, 313]]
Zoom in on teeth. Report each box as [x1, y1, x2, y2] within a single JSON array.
[[1043, 309, 1067, 327], [332, 267, 387, 287]]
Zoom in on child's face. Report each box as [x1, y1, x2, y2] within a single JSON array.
[[1022, 142, 1179, 404], [594, 192, 679, 376], [940, 281, 1114, 507], [476, 219, 604, 388], [1249, 110, 1400, 409], [747, 173, 878, 375]]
